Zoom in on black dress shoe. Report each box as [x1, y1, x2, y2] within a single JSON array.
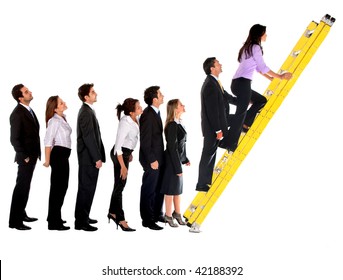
[[156, 215, 166, 223], [218, 140, 228, 150], [9, 224, 31, 230], [242, 124, 250, 133], [88, 218, 98, 224], [218, 141, 235, 153], [48, 225, 70, 231], [23, 216, 38, 222], [195, 185, 210, 192], [75, 224, 98, 231], [142, 222, 163, 230]]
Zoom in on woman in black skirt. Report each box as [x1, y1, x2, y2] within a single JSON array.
[[160, 99, 190, 227]]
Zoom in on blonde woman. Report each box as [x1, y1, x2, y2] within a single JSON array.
[[160, 99, 190, 227]]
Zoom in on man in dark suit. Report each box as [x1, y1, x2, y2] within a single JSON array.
[[74, 83, 106, 231], [9, 84, 41, 230], [139, 86, 165, 230], [196, 57, 236, 192]]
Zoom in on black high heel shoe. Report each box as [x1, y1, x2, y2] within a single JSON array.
[[117, 220, 136, 232], [107, 213, 117, 225], [172, 211, 187, 225], [165, 215, 178, 227], [108, 214, 135, 231]]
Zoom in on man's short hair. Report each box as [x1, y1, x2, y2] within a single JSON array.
[[144, 86, 160, 106], [78, 83, 94, 102], [203, 57, 216, 75], [12, 84, 24, 102]]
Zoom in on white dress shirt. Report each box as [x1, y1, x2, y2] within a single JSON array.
[[44, 113, 72, 149], [113, 115, 139, 155]]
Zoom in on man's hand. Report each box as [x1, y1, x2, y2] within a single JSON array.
[[95, 160, 103, 169], [216, 131, 223, 140], [150, 160, 159, 170]]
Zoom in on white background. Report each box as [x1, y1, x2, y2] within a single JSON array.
[[0, 0, 342, 279]]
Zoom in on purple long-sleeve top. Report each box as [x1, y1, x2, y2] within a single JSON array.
[[232, 44, 270, 80]]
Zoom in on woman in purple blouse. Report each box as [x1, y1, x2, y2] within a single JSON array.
[[227, 24, 292, 152]]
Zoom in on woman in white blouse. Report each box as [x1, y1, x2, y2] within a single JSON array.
[[108, 98, 142, 232], [43, 96, 72, 231]]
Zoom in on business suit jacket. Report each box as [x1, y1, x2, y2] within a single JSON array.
[[77, 103, 106, 165], [139, 106, 164, 169], [139, 105, 165, 224], [197, 75, 234, 191], [10, 104, 41, 163], [75, 103, 105, 226], [200, 75, 232, 137], [160, 122, 189, 195], [164, 121, 189, 175], [9, 103, 40, 227]]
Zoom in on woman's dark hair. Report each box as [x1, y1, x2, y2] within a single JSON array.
[[45, 95, 59, 127], [116, 98, 139, 120], [238, 24, 266, 62]]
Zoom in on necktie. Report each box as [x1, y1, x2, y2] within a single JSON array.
[[217, 79, 224, 93], [157, 111, 162, 127], [29, 108, 37, 124], [29, 108, 35, 119]]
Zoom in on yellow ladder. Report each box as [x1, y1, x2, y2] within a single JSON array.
[[184, 14, 335, 233]]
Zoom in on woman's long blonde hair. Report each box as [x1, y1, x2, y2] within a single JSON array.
[[165, 99, 179, 130]]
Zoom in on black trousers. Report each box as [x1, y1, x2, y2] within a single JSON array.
[[9, 158, 37, 227], [227, 77, 267, 150], [140, 162, 164, 224], [109, 147, 133, 222], [74, 164, 99, 226], [196, 134, 219, 190], [47, 146, 71, 227]]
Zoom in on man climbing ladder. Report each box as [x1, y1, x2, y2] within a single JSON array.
[[184, 14, 336, 233]]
